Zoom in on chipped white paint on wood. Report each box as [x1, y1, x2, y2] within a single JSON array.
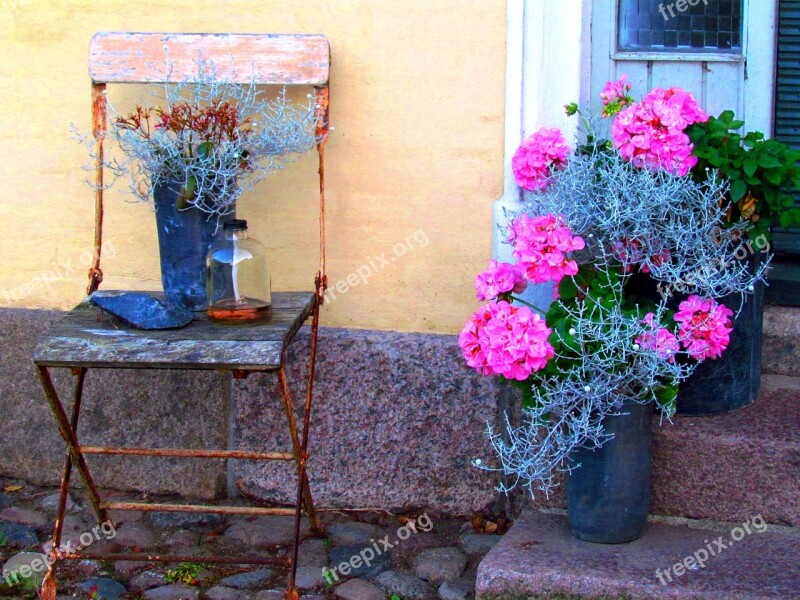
[[89, 32, 330, 85]]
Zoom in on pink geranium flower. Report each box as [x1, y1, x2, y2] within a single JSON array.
[[475, 260, 528, 301], [458, 301, 555, 381], [509, 214, 585, 288], [635, 312, 680, 363], [512, 127, 571, 191], [673, 295, 734, 361], [600, 74, 634, 118], [611, 87, 708, 176]]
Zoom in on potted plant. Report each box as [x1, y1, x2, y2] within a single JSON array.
[[674, 111, 800, 414], [78, 58, 319, 311], [460, 79, 766, 543]]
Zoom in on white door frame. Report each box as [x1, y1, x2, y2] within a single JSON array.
[[492, 0, 592, 307]]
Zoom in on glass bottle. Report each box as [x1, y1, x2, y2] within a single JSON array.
[[206, 219, 272, 324]]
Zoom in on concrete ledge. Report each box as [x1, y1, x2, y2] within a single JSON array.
[[0, 308, 502, 513], [2, 307, 797, 521], [651, 376, 800, 527], [476, 511, 800, 600]]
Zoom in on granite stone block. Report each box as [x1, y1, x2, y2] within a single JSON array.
[[476, 511, 800, 599], [231, 328, 501, 515], [0, 307, 228, 499]]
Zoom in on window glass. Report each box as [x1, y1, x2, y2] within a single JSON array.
[[618, 0, 743, 52]]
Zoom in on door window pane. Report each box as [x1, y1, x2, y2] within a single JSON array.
[[618, 0, 743, 52]]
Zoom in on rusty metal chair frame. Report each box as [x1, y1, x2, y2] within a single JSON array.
[[34, 32, 331, 600]]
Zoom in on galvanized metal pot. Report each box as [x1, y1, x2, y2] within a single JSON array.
[[676, 260, 765, 415], [566, 400, 653, 544], [625, 254, 765, 416], [153, 180, 235, 311]]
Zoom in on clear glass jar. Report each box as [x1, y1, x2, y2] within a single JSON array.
[[206, 219, 272, 324]]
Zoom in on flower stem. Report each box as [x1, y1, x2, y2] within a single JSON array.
[[509, 295, 548, 316]]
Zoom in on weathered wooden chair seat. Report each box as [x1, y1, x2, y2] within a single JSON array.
[[34, 291, 315, 371]]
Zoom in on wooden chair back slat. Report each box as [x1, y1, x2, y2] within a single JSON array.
[[89, 32, 330, 85]]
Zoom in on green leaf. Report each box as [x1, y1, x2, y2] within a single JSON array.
[[730, 179, 747, 202], [765, 170, 783, 186], [196, 141, 214, 160], [558, 276, 579, 301], [177, 176, 197, 209], [743, 159, 758, 178], [759, 155, 783, 169]]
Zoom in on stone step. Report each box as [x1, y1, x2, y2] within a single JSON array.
[[649, 374, 800, 527], [476, 511, 800, 600], [763, 305, 800, 377], [527, 374, 800, 526]]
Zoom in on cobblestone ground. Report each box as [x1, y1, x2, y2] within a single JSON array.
[[0, 478, 502, 600]]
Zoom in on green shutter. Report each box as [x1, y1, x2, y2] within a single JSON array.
[[773, 0, 800, 255]]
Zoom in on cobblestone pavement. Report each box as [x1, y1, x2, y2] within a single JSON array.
[[0, 478, 501, 600]]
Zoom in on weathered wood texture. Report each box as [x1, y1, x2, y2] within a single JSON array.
[[89, 32, 330, 85], [34, 292, 315, 370]]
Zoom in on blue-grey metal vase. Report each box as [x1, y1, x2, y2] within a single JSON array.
[[153, 180, 234, 311], [566, 401, 653, 544], [624, 253, 765, 416], [675, 253, 765, 415]]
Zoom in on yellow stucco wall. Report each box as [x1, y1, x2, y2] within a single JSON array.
[[0, 0, 505, 334]]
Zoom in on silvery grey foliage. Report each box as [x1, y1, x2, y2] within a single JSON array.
[[525, 147, 769, 307], [75, 56, 319, 220], [482, 266, 694, 498]]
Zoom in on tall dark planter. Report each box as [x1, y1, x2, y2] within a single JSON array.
[[153, 180, 235, 311], [625, 253, 766, 416], [567, 401, 653, 544], [676, 258, 765, 415]]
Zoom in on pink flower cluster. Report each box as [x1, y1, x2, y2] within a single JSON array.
[[475, 260, 528, 301], [510, 214, 586, 286], [674, 295, 734, 361], [459, 214, 583, 380], [635, 312, 680, 363], [600, 75, 634, 118], [611, 87, 708, 176], [459, 301, 555, 381], [511, 127, 571, 191]]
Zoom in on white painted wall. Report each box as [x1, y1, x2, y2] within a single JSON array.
[[493, 0, 591, 310]]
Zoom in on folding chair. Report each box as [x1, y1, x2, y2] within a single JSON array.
[[33, 32, 331, 600]]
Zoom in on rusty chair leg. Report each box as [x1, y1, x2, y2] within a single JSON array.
[[36, 365, 110, 525], [279, 297, 325, 600], [278, 368, 312, 600], [301, 292, 324, 537], [40, 367, 89, 600], [278, 368, 321, 530]]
